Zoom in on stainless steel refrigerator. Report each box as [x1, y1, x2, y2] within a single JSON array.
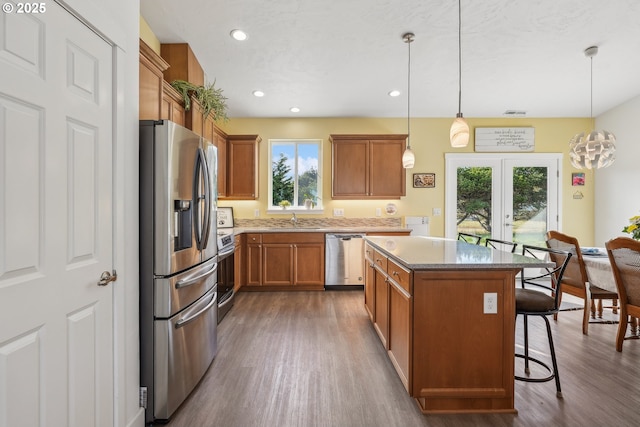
[[139, 120, 218, 424]]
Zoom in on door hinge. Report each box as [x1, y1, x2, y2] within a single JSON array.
[[139, 386, 148, 409]]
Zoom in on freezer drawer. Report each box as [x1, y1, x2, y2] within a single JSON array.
[[152, 286, 218, 422]]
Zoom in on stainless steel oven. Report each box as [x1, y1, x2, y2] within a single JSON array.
[[217, 230, 235, 323]]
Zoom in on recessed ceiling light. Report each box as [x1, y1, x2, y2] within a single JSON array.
[[388, 90, 401, 97], [230, 29, 248, 41], [290, 107, 300, 113], [252, 90, 265, 97]]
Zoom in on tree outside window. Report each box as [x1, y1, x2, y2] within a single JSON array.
[[269, 140, 322, 209]]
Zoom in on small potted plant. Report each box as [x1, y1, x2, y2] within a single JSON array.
[[278, 200, 291, 210]]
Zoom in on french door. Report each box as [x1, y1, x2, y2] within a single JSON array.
[[445, 153, 562, 248]]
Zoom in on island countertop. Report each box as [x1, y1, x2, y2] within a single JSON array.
[[364, 235, 553, 270]]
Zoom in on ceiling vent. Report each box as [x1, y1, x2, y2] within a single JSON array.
[[503, 110, 527, 117]]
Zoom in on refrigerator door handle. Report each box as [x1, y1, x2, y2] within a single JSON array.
[[175, 261, 218, 289], [193, 148, 211, 251], [175, 291, 217, 329]]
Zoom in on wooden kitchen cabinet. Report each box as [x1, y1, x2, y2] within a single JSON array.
[[160, 43, 204, 87], [374, 267, 389, 348], [214, 127, 228, 198], [242, 233, 324, 291], [234, 234, 243, 291], [139, 39, 169, 120], [225, 135, 261, 200], [246, 234, 262, 286], [330, 134, 407, 199], [161, 80, 185, 126], [364, 243, 376, 321]]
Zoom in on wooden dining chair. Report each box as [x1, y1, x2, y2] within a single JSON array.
[[485, 237, 518, 253], [516, 245, 572, 397], [457, 232, 482, 245], [546, 230, 619, 335], [605, 237, 640, 352]]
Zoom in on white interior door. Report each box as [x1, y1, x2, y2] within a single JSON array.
[[445, 153, 561, 248], [0, 3, 114, 426]]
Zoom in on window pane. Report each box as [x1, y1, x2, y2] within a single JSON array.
[[512, 166, 548, 247], [296, 144, 319, 206], [270, 140, 321, 208], [456, 167, 492, 242]]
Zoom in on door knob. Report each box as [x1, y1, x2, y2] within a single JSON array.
[[98, 270, 118, 286]]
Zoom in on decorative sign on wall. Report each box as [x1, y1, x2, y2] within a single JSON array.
[[474, 127, 535, 152]]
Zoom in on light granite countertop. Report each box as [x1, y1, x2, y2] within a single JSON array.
[[364, 235, 554, 270], [230, 226, 410, 234]]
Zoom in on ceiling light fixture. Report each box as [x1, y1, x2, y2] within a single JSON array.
[[290, 107, 300, 113], [252, 90, 265, 97], [388, 90, 401, 97], [450, 0, 469, 148], [402, 32, 415, 169], [230, 29, 248, 41], [568, 46, 616, 169]]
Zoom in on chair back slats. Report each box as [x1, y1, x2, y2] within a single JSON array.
[[521, 244, 572, 312], [485, 238, 518, 253], [457, 232, 482, 245], [606, 238, 640, 306], [546, 231, 588, 292]]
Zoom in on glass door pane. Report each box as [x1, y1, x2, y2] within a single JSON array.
[[510, 166, 549, 248], [456, 166, 493, 243]]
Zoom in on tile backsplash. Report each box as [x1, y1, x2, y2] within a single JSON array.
[[235, 217, 401, 229]]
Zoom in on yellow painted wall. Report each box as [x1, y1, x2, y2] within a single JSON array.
[[139, 16, 160, 54], [220, 117, 596, 243]]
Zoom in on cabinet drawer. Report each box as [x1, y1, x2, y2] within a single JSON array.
[[373, 249, 387, 271], [364, 243, 375, 262], [387, 258, 411, 294], [246, 233, 262, 243], [262, 232, 325, 244]]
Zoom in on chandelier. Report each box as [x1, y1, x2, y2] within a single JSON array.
[[569, 46, 616, 169]]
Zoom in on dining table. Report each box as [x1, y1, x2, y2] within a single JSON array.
[[583, 247, 638, 336]]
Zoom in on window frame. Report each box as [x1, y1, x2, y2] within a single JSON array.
[[267, 138, 323, 214]]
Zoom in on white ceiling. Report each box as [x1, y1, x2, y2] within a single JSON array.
[[140, 0, 640, 119]]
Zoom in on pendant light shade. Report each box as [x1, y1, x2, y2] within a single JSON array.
[[568, 46, 616, 169], [450, 0, 469, 148], [402, 32, 415, 169]]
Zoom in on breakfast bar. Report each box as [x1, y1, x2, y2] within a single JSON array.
[[363, 236, 554, 414]]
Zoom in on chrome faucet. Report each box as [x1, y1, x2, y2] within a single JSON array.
[[290, 212, 298, 227]]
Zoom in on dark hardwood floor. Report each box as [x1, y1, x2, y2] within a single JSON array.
[[164, 290, 640, 427]]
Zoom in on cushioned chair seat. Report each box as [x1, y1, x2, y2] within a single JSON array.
[[516, 288, 556, 313]]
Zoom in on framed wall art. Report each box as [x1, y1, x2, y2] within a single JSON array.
[[413, 173, 435, 188], [216, 207, 234, 228], [572, 172, 585, 186]]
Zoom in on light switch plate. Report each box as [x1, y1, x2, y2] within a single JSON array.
[[433, 207, 442, 216], [333, 208, 344, 217], [484, 292, 498, 314]]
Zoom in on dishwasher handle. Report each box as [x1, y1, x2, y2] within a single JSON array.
[[330, 234, 366, 240]]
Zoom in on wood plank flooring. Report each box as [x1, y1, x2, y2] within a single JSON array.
[[164, 290, 640, 427]]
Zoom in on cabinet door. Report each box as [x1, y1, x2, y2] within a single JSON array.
[[364, 257, 376, 321], [215, 128, 228, 198], [139, 40, 168, 120], [203, 114, 215, 143], [293, 243, 325, 285], [246, 243, 262, 286], [234, 235, 243, 291], [374, 268, 389, 348], [332, 139, 369, 198], [227, 136, 260, 199], [369, 139, 406, 197], [388, 282, 411, 391], [263, 244, 294, 286]]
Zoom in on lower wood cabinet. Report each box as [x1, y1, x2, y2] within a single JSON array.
[[243, 232, 325, 291]]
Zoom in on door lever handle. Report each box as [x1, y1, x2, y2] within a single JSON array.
[[98, 270, 117, 286]]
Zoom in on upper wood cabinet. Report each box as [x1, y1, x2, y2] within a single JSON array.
[[330, 134, 408, 199], [160, 43, 204, 86], [214, 127, 228, 198], [224, 135, 261, 200], [161, 80, 185, 126], [139, 39, 169, 120]]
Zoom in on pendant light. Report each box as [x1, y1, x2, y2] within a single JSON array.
[[568, 46, 616, 169], [450, 0, 469, 148], [402, 32, 415, 169]]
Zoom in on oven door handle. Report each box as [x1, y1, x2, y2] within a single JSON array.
[[175, 262, 218, 289], [218, 246, 235, 259], [175, 291, 217, 329]]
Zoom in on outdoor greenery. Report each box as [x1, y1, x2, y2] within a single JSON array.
[[457, 166, 547, 234], [272, 153, 318, 207]]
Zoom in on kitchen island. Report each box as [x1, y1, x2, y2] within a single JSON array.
[[363, 236, 553, 414]]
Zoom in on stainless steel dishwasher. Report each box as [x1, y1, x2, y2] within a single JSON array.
[[325, 233, 366, 289]]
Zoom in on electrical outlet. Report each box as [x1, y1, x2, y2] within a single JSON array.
[[484, 292, 498, 314], [254, 209, 260, 217], [375, 208, 382, 217], [333, 208, 344, 217], [433, 207, 442, 216]]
